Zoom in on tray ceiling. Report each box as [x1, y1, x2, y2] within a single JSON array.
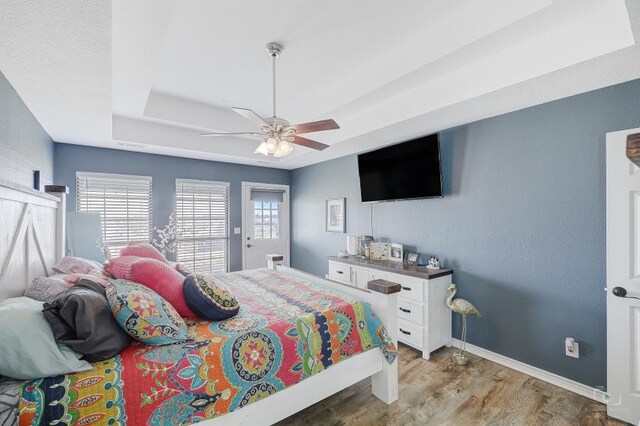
[[1, 0, 639, 169]]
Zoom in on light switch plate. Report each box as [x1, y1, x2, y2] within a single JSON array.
[[233, 227, 241, 235]]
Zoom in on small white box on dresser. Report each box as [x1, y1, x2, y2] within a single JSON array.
[[327, 256, 452, 360]]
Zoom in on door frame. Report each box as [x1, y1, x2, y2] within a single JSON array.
[[241, 181, 290, 270]]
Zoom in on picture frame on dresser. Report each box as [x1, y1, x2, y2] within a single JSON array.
[[325, 198, 346, 233], [404, 252, 420, 265]]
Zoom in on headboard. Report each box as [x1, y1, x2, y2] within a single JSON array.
[[0, 180, 67, 300]]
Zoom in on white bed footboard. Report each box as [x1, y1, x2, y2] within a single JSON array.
[[270, 261, 400, 405]]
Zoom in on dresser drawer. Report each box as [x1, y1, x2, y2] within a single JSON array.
[[328, 261, 351, 284], [397, 318, 424, 349], [397, 297, 424, 325], [388, 273, 425, 302]]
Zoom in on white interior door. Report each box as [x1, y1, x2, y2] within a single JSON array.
[[242, 182, 290, 270], [606, 128, 640, 424]]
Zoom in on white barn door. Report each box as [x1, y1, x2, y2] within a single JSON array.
[[606, 128, 640, 424]]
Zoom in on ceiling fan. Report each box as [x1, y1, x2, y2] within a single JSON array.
[[200, 42, 340, 158]]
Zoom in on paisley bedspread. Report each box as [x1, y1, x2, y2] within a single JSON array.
[[18, 268, 396, 425]]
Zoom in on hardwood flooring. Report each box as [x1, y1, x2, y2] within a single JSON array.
[[276, 344, 623, 426]]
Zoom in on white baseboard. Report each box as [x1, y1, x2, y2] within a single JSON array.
[[450, 339, 607, 403]]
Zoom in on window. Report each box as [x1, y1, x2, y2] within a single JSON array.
[[254, 201, 280, 239], [76, 172, 152, 258], [176, 179, 230, 273]]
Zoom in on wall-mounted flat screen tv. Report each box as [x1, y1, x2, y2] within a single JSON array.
[[357, 133, 443, 202]]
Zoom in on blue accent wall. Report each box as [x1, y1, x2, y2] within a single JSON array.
[[0, 71, 54, 187], [291, 78, 640, 387], [54, 144, 290, 271]]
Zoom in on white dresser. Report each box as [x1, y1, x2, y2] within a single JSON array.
[[327, 256, 453, 360]]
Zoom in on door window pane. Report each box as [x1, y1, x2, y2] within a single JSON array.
[[254, 201, 280, 240]]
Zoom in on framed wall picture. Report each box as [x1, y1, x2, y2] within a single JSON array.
[[326, 198, 346, 233]]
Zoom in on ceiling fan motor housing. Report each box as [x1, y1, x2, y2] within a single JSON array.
[[266, 42, 283, 58]]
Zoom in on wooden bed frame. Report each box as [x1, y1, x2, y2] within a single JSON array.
[[0, 180, 399, 426]]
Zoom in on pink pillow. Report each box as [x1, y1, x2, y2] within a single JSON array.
[[110, 257, 195, 318], [108, 256, 142, 280], [120, 243, 169, 264]]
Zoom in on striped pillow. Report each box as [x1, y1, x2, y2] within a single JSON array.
[[119, 243, 169, 264], [108, 257, 195, 318]]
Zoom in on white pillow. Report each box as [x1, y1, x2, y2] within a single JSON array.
[[0, 297, 92, 380]]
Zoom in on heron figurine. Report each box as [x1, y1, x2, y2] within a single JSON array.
[[446, 284, 481, 366]]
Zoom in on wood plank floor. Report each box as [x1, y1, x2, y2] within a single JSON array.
[[276, 344, 623, 426]]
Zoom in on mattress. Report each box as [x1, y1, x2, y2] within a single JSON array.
[[18, 268, 396, 425]]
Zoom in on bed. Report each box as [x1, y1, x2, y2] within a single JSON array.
[[0, 180, 399, 426]]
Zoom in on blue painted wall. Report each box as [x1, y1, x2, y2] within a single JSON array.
[[291, 78, 640, 387], [0, 71, 53, 187], [54, 144, 290, 271]]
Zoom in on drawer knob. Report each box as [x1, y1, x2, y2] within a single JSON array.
[[336, 270, 343, 274], [399, 328, 411, 336], [401, 286, 411, 291], [399, 307, 411, 313]]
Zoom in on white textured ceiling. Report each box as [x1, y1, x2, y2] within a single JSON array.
[[1, 0, 639, 170]]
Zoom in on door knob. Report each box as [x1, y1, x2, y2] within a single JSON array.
[[246, 244, 253, 248], [612, 287, 627, 297], [612, 286, 640, 300]]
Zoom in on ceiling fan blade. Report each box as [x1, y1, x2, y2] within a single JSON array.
[[292, 135, 330, 151], [232, 107, 270, 128], [200, 132, 262, 137], [290, 119, 339, 134]]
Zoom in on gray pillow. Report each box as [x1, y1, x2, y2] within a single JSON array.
[[43, 279, 131, 362], [0, 297, 92, 380]]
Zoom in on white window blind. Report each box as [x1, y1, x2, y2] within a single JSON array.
[[176, 179, 230, 274], [76, 172, 152, 258]]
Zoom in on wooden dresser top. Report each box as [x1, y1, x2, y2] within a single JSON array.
[[328, 255, 453, 280]]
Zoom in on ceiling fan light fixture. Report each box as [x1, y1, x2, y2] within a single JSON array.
[[201, 42, 337, 155], [273, 140, 293, 158], [254, 140, 270, 156], [265, 137, 278, 152]]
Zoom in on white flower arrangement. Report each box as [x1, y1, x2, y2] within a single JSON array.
[[152, 213, 186, 256]]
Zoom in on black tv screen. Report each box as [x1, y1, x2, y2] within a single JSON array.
[[358, 133, 443, 202]]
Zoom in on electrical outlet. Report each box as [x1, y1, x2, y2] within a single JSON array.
[[234, 227, 241, 235], [565, 337, 579, 358]]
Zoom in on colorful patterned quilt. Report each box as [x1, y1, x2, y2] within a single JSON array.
[[19, 268, 396, 425]]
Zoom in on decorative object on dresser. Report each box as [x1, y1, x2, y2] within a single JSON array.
[[346, 235, 359, 255], [325, 198, 346, 233], [359, 235, 373, 257], [389, 244, 403, 262], [427, 256, 440, 269], [446, 284, 481, 366], [404, 252, 420, 265], [370, 242, 390, 260], [327, 255, 453, 359]]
